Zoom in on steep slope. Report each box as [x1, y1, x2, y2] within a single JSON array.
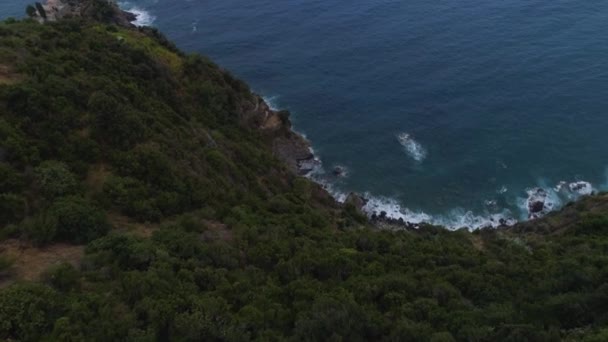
[[0, 4, 608, 341]]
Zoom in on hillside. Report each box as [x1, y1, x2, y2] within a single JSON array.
[[1, 2, 608, 341]]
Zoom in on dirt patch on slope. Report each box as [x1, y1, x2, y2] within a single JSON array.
[[0, 64, 20, 85], [0, 239, 84, 286]]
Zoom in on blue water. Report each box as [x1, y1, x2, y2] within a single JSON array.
[[4, 1, 608, 228]]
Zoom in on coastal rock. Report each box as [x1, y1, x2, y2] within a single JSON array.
[[345, 192, 368, 212], [37, 0, 137, 27], [296, 155, 321, 175], [527, 188, 547, 218], [529, 200, 544, 214], [332, 166, 346, 177], [241, 95, 319, 176]]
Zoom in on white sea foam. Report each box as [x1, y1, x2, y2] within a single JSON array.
[[362, 194, 516, 230], [262, 95, 280, 111], [396, 133, 427, 162], [554, 181, 567, 192], [118, 2, 156, 27], [568, 181, 593, 196], [520, 179, 595, 220]]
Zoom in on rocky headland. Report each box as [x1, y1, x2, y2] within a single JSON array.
[[31, 0, 136, 26]]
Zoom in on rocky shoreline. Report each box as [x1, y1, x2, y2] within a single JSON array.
[[34, 0, 137, 27], [241, 95, 320, 175]]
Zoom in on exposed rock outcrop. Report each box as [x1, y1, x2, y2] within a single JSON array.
[[35, 0, 136, 27], [345, 192, 367, 213], [242, 95, 319, 175], [527, 188, 548, 219]]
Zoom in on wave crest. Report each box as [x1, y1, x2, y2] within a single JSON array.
[[118, 2, 156, 27], [397, 133, 427, 162]]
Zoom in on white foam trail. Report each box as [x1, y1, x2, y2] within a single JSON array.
[[118, 2, 156, 27], [396, 133, 427, 162]]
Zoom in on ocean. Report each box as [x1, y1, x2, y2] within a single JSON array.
[[3, 0, 608, 228]]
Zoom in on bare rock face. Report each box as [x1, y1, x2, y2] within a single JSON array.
[[37, 0, 137, 27], [240, 95, 319, 175], [345, 192, 368, 212], [527, 188, 547, 219]]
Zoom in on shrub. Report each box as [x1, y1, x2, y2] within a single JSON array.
[[0, 284, 61, 341], [34, 161, 78, 199], [0, 163, 23, 192], [43, 262, 80, 292], [0, 193, 26, 225], [26, 5, 37, 17], [49, 196, 110, 244], [22, 212, 58, 246]]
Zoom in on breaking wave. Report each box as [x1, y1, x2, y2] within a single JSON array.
[[361, 195, 517, 230], [118, 2, 156, 27], [520, 180, 596, 220]]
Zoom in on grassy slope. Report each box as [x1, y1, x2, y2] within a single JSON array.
[[0, 15, 608, 341]]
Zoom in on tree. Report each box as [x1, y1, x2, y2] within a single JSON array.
[[0, 284, 61, 341], [0, 193, 26, 225], [34, 161, 78, 200], [49, 196, 110, 244], [25, 5, 37, 18]]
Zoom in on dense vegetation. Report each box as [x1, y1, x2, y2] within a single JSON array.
[[1, 7, 608, 341]]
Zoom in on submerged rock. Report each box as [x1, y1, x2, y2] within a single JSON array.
[[332, 166, 346, 177]]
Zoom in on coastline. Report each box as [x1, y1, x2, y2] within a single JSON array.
[[102, 0, 603, 231]]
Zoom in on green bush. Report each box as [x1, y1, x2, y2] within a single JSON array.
[[22, 212, 58, 246], [0, 193, 26, 225], [0, 163, 23, 193], [34, 161, 78, 199], [42, 262, 80, 292], [49, 196, 110, 244], [0, 283, 61, 341]]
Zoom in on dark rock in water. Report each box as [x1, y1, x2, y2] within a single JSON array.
[[332, 166, 346, 176], [379, 211, 387, 219], [527, 188, 547, 215], [499, 218, 507, 225], [528, 200, 545, 214]]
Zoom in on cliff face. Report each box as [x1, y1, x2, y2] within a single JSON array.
[[240, 95, 317, 175]]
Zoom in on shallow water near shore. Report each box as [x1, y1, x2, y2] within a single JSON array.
[[3, 0, 608, 228]]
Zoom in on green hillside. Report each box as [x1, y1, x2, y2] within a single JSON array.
[[1, 3, 608, 341]]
